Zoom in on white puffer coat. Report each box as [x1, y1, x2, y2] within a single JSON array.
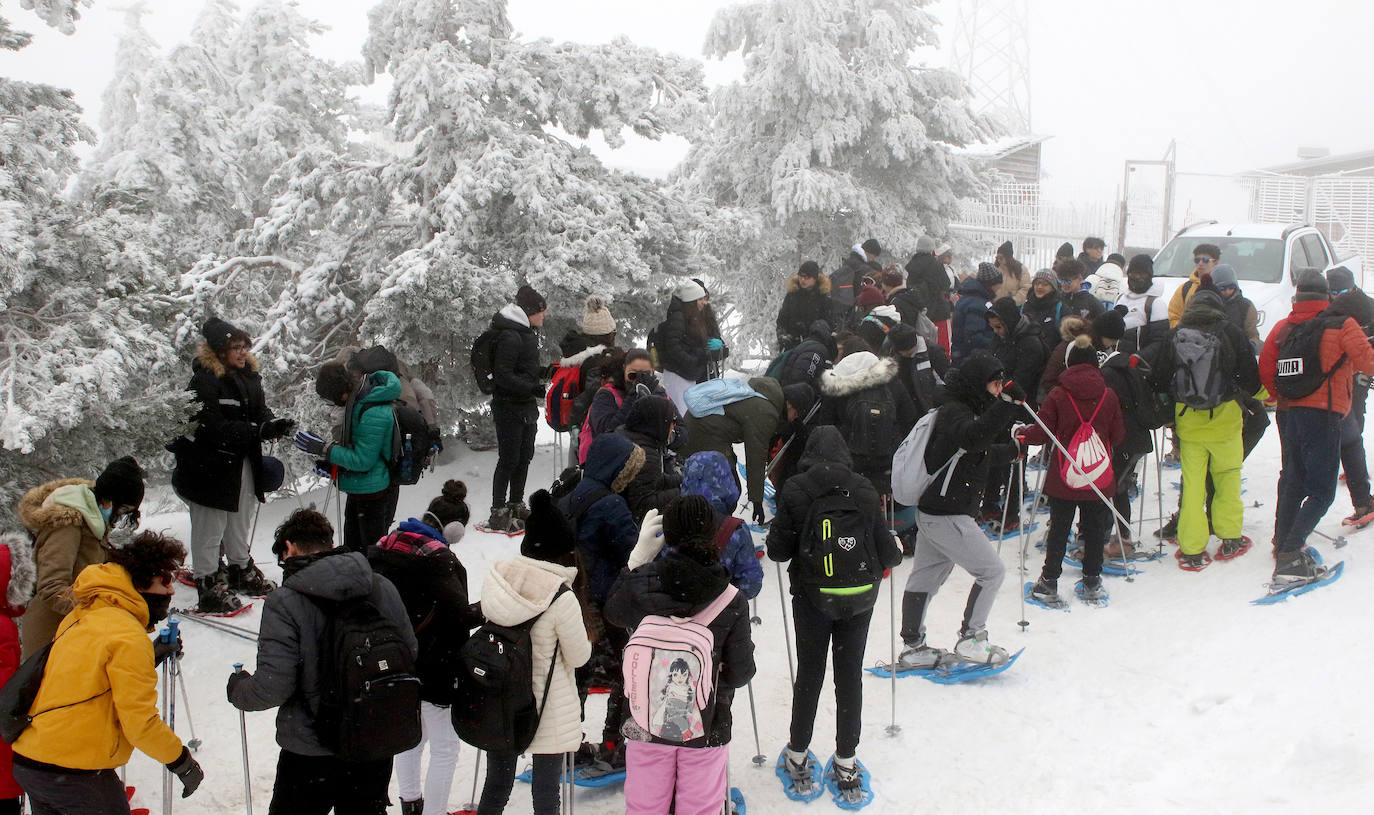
[[479, 556, 591, 754]]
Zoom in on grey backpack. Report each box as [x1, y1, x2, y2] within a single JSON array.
[[1171, 328, 1228, 411]]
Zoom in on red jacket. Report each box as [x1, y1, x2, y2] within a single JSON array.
[[1020, 364, 1126, 501], [1259, 300, 1374, 417], [0, 536, 33, 798]]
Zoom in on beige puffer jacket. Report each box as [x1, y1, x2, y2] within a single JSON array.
[[480, 556, 591, 754], [16, 479, 109, 657]]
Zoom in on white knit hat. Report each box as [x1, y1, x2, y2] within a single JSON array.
[[674, 280, 707, 302], [581, 294, 616, 336]]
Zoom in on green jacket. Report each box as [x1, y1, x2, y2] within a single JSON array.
[[329, 370, 400, 495], [680, 377, 785, 507]]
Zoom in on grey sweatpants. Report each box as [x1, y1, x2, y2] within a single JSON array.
[[902, 511, 1005, 642], [186, 458, 257, 578]]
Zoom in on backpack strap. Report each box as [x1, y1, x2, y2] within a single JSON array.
[[711, 516, 744, 555], [687, 584, 739, 626], [1144, 294, 1157, 322], [568, 486, 612, 527]]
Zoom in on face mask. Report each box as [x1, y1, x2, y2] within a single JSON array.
[[100, 506, 114, 525], [1128, 277, 1152, 294], [141, 592, 171, 627]]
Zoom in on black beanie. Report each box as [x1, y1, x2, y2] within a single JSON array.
[[425, 480, 470, 528], [520, 490, 576, 562], [1066, 334, 1097, 367], [798, 260, 820, 278], [996, 240, 1014, 259], [1056, 242, 1075, 260], [516, 285, 547, 315], [887, 323, 919, 353], [1094, 305, 1128, 341], [202, 317, 250, 352], [1296, 268, 1329, 294], [1126, 254, 1154, 276], [782, 383, 816, 417], [861, 238, 882, 256], [1328, 266, 1357, 294], [989, 297, 1021, 331], [94, 456, 145, 508]]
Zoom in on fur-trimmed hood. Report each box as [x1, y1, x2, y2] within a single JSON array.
[[819, 351, 899, 397], [0, 533, 35, 615], [193, 341, 260, 377], [786, 274, 831, 295], [17, 478, 96, 533], [558, 344, 606, 368], [1059, 315, 1088, 343]]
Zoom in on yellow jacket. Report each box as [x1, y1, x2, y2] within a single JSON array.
[[1167, 270, 1203, 327], [14, 563, 182, 769]]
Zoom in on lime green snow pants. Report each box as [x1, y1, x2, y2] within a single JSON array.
[[1176, 400, 1244, 555]]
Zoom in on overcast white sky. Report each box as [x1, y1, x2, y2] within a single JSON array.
[[3, 0, 1373, 204]]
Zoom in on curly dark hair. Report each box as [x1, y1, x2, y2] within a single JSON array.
[[107, 531, 186, 590], [662, 495, 718, 567], [273, 508, 335, 560]]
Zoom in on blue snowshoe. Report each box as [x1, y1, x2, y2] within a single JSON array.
[[775, 748, 824, 802], [823, 757, 874, 810]]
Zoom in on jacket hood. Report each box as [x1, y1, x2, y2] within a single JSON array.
[[625, 552, 732, 613], [283, 550, 378, 602], [1057, 363, 1107, 402], [989, 297, 1021, 332], [0, 533, 35, 615], [1328, 289, 1374, 327], [45, 482, 106, 539], [583, 433, 645, 493], [820, 351, 898, 397], [357, 369, 403, 405], [1178, 293, 1227, 330], [192, 342, 260, 378], [681, 451, 739, 515], [787, 274, 832, 295], [18, 478, 98, 535], [624, 396, 676, 445], [958, 276, 991, 297], [1059, 315, 1088, 343], [558, 343, 606, 368], [746, 376, 786, 417], [799, 425, 853, 471], [70, 562, 149, 628], [480, 556, 576, 627], [494, 304, 532, 331], [945, 351, 1004, 406], [807, 320, 835, 346]]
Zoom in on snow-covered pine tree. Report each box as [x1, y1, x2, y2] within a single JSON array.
[[0, 9, 188, 516], [680, 0, 995, 354]]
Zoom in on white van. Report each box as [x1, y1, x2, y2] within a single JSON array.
[[1151, 222, 1362, 341]]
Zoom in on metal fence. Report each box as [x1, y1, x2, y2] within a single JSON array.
[[950, 181, 1117, 271]]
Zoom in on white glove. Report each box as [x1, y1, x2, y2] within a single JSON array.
[[627, 508, 665, 570]]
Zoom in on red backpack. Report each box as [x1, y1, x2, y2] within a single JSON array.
[[1059, 394, 1113, 493], [545, 363, 583, 432]]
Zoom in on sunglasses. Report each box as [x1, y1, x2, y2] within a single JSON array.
[[1194, 257, 1216, 265], [1218, 284, 1237, 292]]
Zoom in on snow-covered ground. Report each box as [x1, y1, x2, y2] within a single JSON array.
[[127, 418, 1374, 814]]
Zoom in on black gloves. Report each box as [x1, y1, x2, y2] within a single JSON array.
[[634, 382, 652, 398], [226, 669, 251, 699], [153, 634, 183, 667], [752, 505, 767, 526], [261, 417, 297, 441], [999, 381, 1027, 404], [294, 430, 329, 457], [166, 747, 204, 798]]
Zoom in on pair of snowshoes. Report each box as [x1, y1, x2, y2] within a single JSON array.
[[776, 749, 873, 810], [1026, 576, 1107, 609]]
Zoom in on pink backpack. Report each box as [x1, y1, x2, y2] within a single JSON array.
[[622, 584, 738, 745], [577, 386, 623, 464], [1059, 393, 1114, 492]]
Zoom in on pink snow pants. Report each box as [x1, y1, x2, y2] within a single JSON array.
[[624, 741, 729, 815]]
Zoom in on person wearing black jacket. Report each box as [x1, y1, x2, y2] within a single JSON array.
[[367, 482, 481, 815], [777, 261, 835, 351], [767, 426, 901, 802], [1095, 308, 1158, 551], [556, 295, 618, 467], [615, 396, 683, 522], [1021, 269, 1063, 352], [897, 351, 1019, 670], [604, 496, 755, 815], [982, 297, 1048, 528], [779, 321, 836, 388], [659, 280, 725, 407], [888, 324, 946, 418], [905, 236, 951, 329], [815, 350, 918, 495], [487, 286, 547, 533], [172, 317, 294, 613], [880, 268, 925, 326], [1056, 259, 1105, 325]]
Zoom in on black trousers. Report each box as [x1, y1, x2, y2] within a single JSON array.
[[492, 401, 538, 506], [788, 595, 872, 759], [1112, 449, 1147, 536], [343, 482, 400, 553], [1042, 497, 1110, 581], [477, 752, 562, 815], [267, 749, 393, 815], [12, 761, 125, 815]]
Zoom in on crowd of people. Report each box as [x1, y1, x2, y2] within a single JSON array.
[[4, 232, 1373, 814]]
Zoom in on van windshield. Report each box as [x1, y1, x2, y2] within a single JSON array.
[[1154, 236, 1285, 283]]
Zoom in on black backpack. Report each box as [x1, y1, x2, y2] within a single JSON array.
[[471, 328, 500, 394], [796, 485, 882, 619], [844, 384, 899, 459], [312, 582, 423, 762], [451, 586, 569, 753], [389, 404, 440, 485], [1274, 315, 1348, 400], [1112, 353, 1173, 430], [647, 321, 666, 370]]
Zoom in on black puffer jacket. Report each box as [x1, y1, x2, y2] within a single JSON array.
[[172, 344, 276, 512], [1060, 289, 1105, 324], [815, 351, 918, 494], [766, 426, 902, 619], [367, 522, 482, 705], [1099, 351, 1157, 457], [886, 286, 926, 326], [776, 274, 835, 351], [660, 297, 714, 382], [988, 299, 1050, 408], [905, 252, 952, 321], [615, 396, 682, 522], [1020, 289, 1062, 354], [603, 551, 755, 748], [918, 352, 1019, 517], [780, 321, 836, 387], [490, 304, 543, 415]]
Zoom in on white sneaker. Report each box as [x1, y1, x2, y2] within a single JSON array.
[[897, 642, 945, 670], [953, 630, 1009, 665]]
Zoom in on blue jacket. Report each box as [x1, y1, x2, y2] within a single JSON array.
[[559, 434, 641, 609], [951, 276, 995, 368], [330, 370, 401, 495], [680, 451, 763, 600]]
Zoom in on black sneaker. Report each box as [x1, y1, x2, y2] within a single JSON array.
[[226, 562, 276, 596], [1155, 514, 1179, 540], [1273, 549, 1321, 583], [195, 576, 243, 614]]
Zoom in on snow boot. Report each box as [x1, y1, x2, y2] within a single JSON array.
[[508, 501, 531, 522], [485, 505, 525, 533], [826, 755, 872, 809], [1155, 513, 1179, 540], [1175, 550, 1211, 572], [777, 748, 824, 802], [399, 799, 423, 815], [953, 630, 1009, 666], [226, 562, 275, 596], [897, 640, 945, 670], [195, 575, 243, 615], [1029, 577, 1061, 606], [1077, 575, 1108, 605], [1215, 537, 1252, 561], [1271, 548, 1324, 590], [1342, 502, 1374, 528]]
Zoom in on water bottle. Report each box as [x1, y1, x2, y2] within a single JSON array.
[[401, 433, 415, 482]]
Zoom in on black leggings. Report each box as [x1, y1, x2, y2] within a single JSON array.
[[788, 595, 872, 759], [477, 752, 563, 815], [342, 483, 400, 553], [492, 401, 538, 506]]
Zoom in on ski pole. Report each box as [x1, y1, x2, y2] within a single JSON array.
[[465, 749, 483, 811], [176, 612, 259, 642], [884, 497, 900, 737], [996, 439, 1019, 555], [1155, 429, 1166, 555], [161, 621, 178, 815], [561, 752, 573, 815], [1017, 401, 1135, 580], [1024, 453, 1048, 575], [774, 561, 796, 686], [744, 681, 766, 766], [172, 656, 202, 752], [1308, 527, 1350, 548], [234, 663, 252, 815], [1017, 452, 1031, 631]]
